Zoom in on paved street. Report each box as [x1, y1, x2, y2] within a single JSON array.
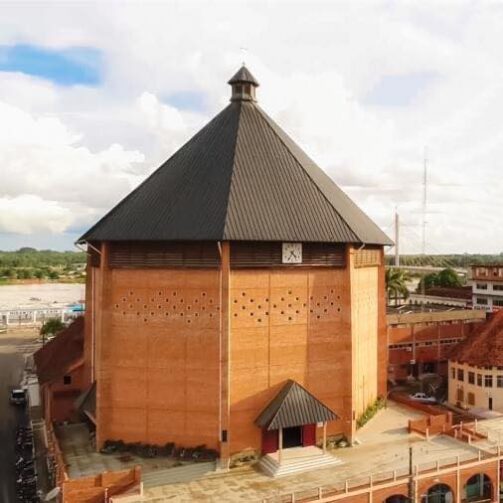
[[0, 329, 40, 503]]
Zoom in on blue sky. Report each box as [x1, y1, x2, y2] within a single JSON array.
[[0, 44, 102, 86]]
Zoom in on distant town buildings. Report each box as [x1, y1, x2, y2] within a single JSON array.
[[471, 264, 503, 312]]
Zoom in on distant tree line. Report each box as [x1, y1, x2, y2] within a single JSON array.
[[0, 248, 86, 282], [385, 254, 503, 268]]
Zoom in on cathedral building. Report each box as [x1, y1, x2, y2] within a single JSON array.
[[77, 66, 391, 466]]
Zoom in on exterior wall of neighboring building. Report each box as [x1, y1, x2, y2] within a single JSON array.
[[43, 364, 85, 423], [387, 313, 486, 382], [448, 360, 503, 411], [471, 265, 503, 312]]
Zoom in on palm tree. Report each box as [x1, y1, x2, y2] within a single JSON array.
[[385, 268, 410, 306]]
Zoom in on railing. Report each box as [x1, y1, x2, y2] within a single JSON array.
[[261, 447, 501, 503]]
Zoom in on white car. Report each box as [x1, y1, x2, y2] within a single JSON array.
[[409, 392, 436, 403], [9, 389, 27, 406]]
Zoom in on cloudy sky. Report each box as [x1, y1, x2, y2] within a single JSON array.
[[0, 1, 502, 253]]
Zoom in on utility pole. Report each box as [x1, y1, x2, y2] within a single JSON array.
[[408, 445, 414, 501], [420, 147, 428, 314], [394, 209, 400, 267], [422, 146, 428, 256]]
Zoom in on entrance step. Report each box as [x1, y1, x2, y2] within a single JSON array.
[[142, 461, 216, 488], [259, 447, 343, 477]]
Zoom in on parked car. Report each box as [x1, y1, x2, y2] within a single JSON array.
[[409, 392, 436, 403], [9, 388, 27, 406]]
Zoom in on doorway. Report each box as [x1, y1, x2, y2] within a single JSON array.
[[283, 426, 302, 448], [489, 397, 493, 410]]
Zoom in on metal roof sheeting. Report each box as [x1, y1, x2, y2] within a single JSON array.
[[255, 380, 338, 431], [79, 70, 392, 246]]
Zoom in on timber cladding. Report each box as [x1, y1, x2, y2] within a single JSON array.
[[106, 241, 346, 269], [229, 267, 353, 453]]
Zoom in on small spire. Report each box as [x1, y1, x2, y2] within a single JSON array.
[[228, 66, 259, 102]]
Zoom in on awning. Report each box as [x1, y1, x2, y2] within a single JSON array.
[[255, 380, 339, 431]]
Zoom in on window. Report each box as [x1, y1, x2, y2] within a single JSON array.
[[456, 388, 464, 402], [63, 375, 72, 385], [494, 284, 503, 291], [468, 372, 475, 384], [476, 283, 488, 290], [467, 392, 475, 406], [497, 375, 503, 388], [451, 367, 456, 379], [457, 369, 464, 381], [485, 375, 493, 388], [477, 268, 488, 276], [476, 298, 488, 305], [494, 299, 503, 307], [477, 374, 482, 386]]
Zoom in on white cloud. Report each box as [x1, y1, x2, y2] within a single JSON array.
[[0, 195, 72, 234]]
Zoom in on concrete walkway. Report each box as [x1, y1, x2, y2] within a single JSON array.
[[138, 403, 482, 502]]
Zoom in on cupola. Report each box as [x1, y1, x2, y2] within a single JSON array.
[[228, 65, 259, 102]]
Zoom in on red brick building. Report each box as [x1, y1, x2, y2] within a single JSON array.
[[76, 66, 392, 465], [387, 307, 486, 382], [34, 317, 86, 423]]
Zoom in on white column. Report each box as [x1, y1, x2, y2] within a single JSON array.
[[278, 428, 283, 464], [323, 422, 327, 453], [32, 310, 37, 323]]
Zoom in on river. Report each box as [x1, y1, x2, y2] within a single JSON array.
[[0, 283, 85, 310]]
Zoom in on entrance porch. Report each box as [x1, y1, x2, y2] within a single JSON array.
[[255, 380, 342, 476]]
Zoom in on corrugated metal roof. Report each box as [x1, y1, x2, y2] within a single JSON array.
[[255, 380, 338, 431], [79, 68, 392, 246]]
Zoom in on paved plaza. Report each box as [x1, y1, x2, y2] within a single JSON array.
[[136, 403, 484, 502]]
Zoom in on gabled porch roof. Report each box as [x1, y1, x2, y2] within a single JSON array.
[[255, 380, 338, 431]]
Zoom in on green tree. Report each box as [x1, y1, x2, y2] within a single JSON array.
[[385, 268, 410, 305], [40, 318, 65, 344], [417, 268, 462, 292], [48, 270, 60, 280], [34, 269, 45, 279], [437, 268, 462, 287]]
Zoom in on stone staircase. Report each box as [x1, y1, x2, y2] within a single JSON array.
[[142, 461, 217, 488], [259, 447, 343, 477]]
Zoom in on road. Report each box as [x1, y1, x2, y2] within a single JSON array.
[[0, 329, 40, 503]]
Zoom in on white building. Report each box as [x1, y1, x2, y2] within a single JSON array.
[[471, 264, 503, 312], [448, 310, 503, 412]]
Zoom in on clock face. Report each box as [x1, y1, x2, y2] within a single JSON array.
[[282, 242, 302, 264]]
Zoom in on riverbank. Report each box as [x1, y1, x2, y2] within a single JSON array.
[[0, 283, 85, 311]]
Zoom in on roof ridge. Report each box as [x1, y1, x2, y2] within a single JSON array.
[[222, 102, 244, 239], [252, 104, 362, 243]]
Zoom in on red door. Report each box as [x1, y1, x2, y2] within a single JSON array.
[[262, 428, 278, 454], [302, 424, 316, 447]]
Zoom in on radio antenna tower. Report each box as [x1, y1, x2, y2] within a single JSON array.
[[421, 146, 428, 255]]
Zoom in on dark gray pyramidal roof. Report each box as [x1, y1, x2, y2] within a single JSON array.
[[78, 67, 392, 245], [255, 380, 338, 430]]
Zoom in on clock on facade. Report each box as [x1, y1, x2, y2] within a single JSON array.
[[282, 242, 302, 264]]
